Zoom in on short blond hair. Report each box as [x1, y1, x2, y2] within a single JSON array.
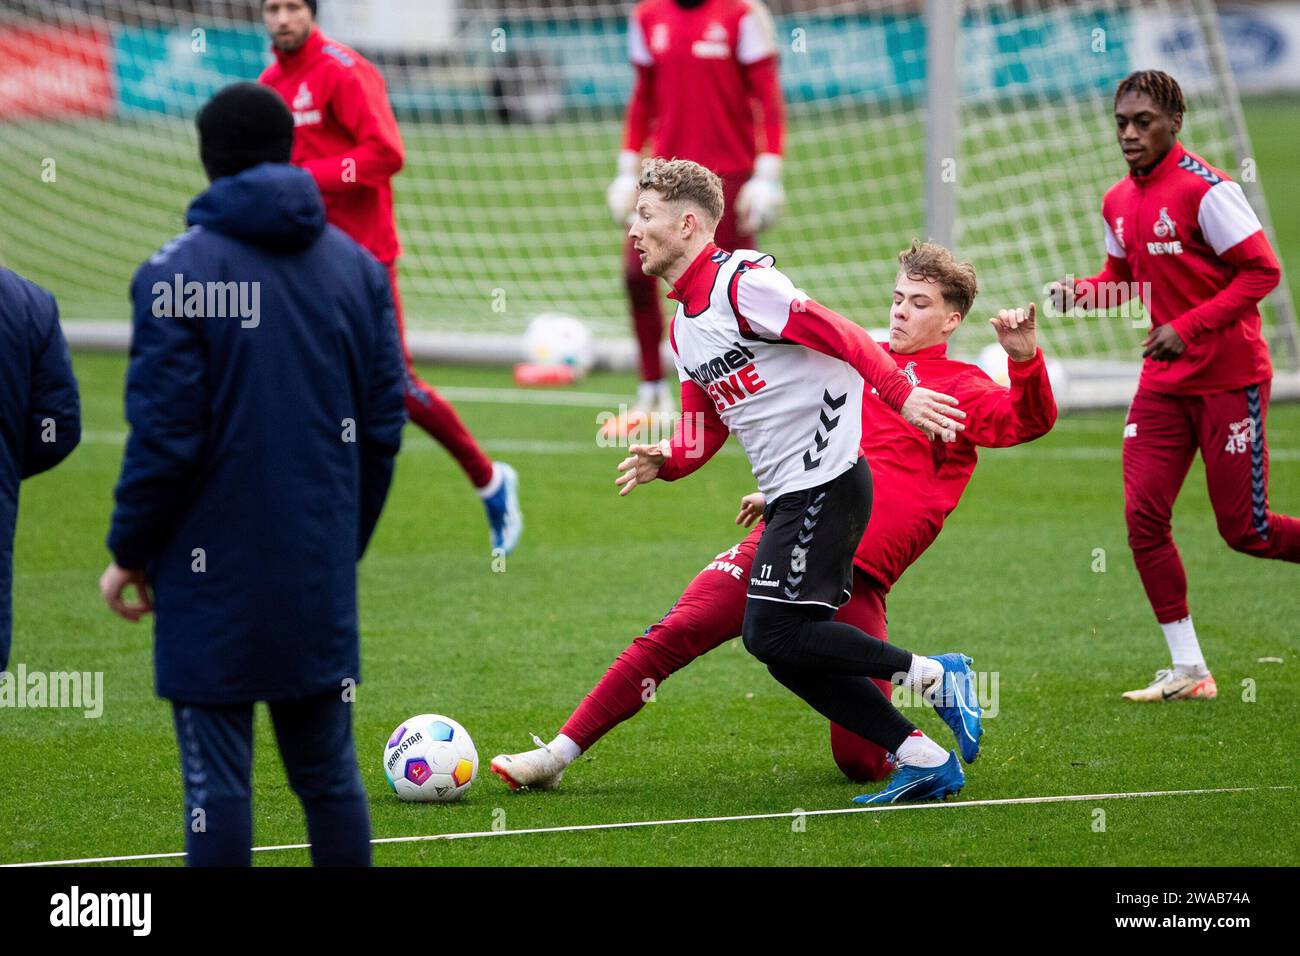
[[897, 240, 979, 319], [637, 157, 724, 226]]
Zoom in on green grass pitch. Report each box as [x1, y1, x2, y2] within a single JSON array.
[[2, 354, 1298, 867], [1, 95, 1298, 868]]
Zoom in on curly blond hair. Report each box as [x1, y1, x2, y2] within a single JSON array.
[[897, 240, 979, 319], [637, 157, 724, 226]]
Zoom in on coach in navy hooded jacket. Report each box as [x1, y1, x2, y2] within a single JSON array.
[[103, 91, 406, 706], [0, 269, 81, 672]]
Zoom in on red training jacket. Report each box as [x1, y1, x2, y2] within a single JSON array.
[[624, 0, 785, 176], [260, 28, 405, 264], [1073, 141, 1280, 396]]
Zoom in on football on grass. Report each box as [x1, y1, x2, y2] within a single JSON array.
[[383, 714, 479, 803]]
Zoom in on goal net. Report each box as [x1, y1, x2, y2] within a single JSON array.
[[1, 0, 1295, 405]]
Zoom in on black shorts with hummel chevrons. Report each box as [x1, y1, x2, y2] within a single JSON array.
[[747, 456, 873, 611]]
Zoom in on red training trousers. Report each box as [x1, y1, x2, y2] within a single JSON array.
[[1123, 381, 1300, 624], [623, 170, 754, 384], [559, 524, 894, 782], [385, 263, 495, 489]]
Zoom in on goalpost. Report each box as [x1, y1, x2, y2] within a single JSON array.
[[1, 0, 1295, 407]]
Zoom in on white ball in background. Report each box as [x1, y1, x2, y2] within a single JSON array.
[[1044, 357, 1069, 400], [523, 313, 595, 377], [977, 343, 1012, 387]]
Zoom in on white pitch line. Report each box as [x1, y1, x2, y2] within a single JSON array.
[[4, 785, 1289, 868], [433, 386, 633, 408]]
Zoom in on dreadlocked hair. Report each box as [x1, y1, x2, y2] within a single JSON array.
[[1114, 70, 1185, 117]]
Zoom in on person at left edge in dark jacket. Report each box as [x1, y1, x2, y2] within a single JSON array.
[[100, 82, 407, 867], [0, 268, 81, 674]]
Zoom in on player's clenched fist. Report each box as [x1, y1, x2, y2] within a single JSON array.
[[1047, 277, 1077, 313], [615, 440, 669, 496], [989, 301, 1038, 362], [900, 387, 965, 443]]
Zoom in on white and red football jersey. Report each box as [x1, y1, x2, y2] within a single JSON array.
[[667, 245, 866, 498], [625, 0, 782, 176]]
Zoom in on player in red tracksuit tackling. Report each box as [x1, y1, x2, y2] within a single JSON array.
[[492, 229, 1055, 797], [606, 0, 786, 422], [258, 0, 522, 556], [1050, 71, 1297, 702]]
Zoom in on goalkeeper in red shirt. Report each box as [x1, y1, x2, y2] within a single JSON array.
[[491, 242, 1057, 799], [259, 0, 522, 556], [1050, 70, 1297, 702], [606, 0, 786, 424]]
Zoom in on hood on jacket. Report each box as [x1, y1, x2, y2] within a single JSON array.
[[187, 163, 327, 253]]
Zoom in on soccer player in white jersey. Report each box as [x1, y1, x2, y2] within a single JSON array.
[[615, 159, 984, 804]]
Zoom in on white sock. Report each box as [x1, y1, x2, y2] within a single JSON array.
[[895, 731, 949, 769], [475, 462, 503, 498], [547, 733, 582, 765], [1161, 616, 1208, 676], [900, 654, 943, 693], [636, 380, 662, 409]]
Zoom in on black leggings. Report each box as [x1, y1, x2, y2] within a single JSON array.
[[744, 598, 917, 754], [742, 459, 917, 754]]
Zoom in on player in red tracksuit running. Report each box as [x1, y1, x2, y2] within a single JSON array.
[[259, 0, 522, 556], [606, 0, 786, 421], [491, 241, 1057, 791], [1050, 70, 1297, 702]]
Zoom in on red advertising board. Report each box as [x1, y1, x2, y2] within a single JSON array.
[[0, 24, 113, 120]]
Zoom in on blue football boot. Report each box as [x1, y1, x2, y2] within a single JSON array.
[[852, 750, 965, 805], [929, 652, 982, 763], [481, 462, 523, 555]]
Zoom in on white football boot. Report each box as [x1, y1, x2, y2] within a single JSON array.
[[1121, 667, 1218, 702], [490, 735, 567, 791]]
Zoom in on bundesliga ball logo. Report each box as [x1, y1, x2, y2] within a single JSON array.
[[383, 714, 479, 803]]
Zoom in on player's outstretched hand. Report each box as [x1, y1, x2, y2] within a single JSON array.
[[616, 440, 669, 496], [100, 562, 153, 622], [900, 387, 965, 443], [736, 492, 765, 526], [1142, 323, 1186, 361], [1047, 277, 1077, 313], [990, 302, 1038, 362]]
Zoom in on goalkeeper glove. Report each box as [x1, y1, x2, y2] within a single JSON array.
[[606, 150, 641, 226], [735, 153, 785, 235]]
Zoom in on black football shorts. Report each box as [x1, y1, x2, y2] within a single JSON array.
[[747, 456, 873, 611]]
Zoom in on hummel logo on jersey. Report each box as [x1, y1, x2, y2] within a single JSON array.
[[804, 390, 847, 470], [322, 43, 355, 67], [1123, 422, 1137, 439], [1178, 153, 1222, 186], [902, 361, 920, 387], [687, 341, 767, 411], [1114, 216, 1125, 249], [292, 82, 322, 127]]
